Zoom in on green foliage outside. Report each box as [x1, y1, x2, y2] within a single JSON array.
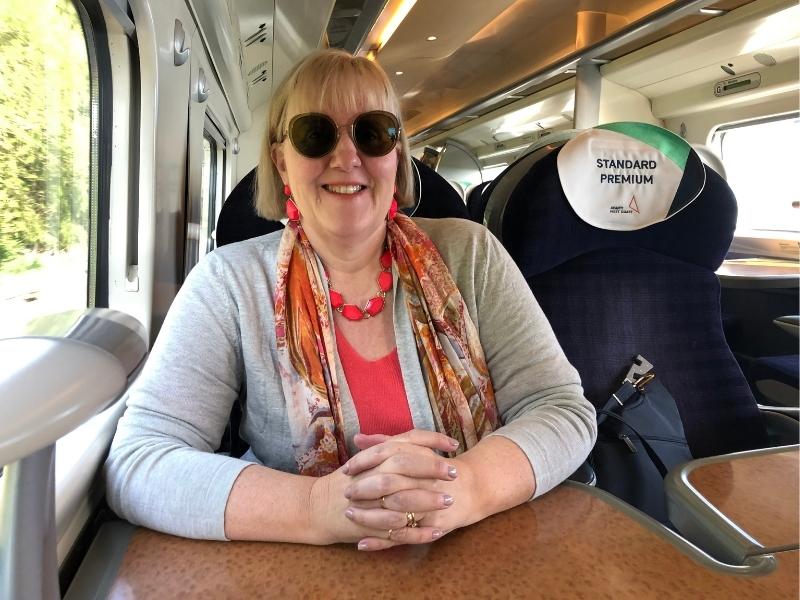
[[0, 0, 90, 271]]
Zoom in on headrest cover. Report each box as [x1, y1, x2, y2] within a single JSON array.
[[557, 122, 705, 230]]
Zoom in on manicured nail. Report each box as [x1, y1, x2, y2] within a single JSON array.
[[342, 463, 350, 474], [344, 488, 352, 499], [443, 494, 454, 506], [449, 438, 460, 448], [431, 529, 443, 539], [358, 541, 369, 551], [448, 466, 458, 479], [345, 508, 354, 519]]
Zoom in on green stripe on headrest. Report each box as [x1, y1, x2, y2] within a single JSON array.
[[597, 122, 690, 170]]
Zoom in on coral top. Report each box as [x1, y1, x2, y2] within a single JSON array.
[[335, 328, 414, 436]]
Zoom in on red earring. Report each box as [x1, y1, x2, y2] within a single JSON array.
[[284, 184, 300, 222], [388, 198, 398, 221]]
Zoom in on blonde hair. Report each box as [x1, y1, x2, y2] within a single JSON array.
[[256, 49, 414, 221]]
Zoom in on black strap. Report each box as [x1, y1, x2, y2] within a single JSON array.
[[596, 408, 669, 478], [597, 381, 638, 426]]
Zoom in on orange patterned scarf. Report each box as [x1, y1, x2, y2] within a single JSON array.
[[274, 214, 498, 476]]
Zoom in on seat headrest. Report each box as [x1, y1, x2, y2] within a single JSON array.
[[496, 124, 738, 276], [216, 170, 283, 247], [557, 123, 705, 231], [406, 158, 470, 220], [216, 157, 469, 247]]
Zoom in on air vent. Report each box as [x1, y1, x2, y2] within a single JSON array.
[[247, 60, 269, 78], [248, 60, 271, 85], [244, 24, 273, 47]]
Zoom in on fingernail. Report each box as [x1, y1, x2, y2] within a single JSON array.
[[443, 494, 454, 506], [449, 438, 460, 448], [358, 541, 369, 551], [345, 508, 354, 519], [342, 463, 350, 474], [448, 466, 458, 479], [344, 488, 352, 499], [431, 529, 443, 539]]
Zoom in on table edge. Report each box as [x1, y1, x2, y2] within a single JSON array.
[[665, 444, 800, 566]]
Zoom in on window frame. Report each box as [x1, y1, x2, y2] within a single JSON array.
[[72, 0, 114, 309], [202, 115, 227, 254]]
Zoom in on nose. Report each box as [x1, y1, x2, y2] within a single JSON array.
[[328, 127, 361, 169]]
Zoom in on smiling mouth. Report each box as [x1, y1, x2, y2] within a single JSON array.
[[322, 184, 366, 194]]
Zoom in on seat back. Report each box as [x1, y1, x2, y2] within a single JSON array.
[[410, 157, 470, 220], [214, 156, 468, 456], [492, 123, 767, 457], [215, 170, 283, 247], [466, 181, 491, 222], [475, 130, 580, 227], [215, 157, 468, 247]]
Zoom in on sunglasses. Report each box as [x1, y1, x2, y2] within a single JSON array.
[[285, 111, 401, 158]]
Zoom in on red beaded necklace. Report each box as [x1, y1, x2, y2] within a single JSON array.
[[327, 248, 392, 321]]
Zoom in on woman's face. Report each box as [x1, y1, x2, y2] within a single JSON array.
[[272, 101, 399, 245]]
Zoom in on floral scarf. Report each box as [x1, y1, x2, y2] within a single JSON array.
[[274, 214, 498, 476]]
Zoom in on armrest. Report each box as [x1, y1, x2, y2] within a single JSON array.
[[773, 315, 799, 338], [567, 460, 596, 486], [760, 408, 799, 447]]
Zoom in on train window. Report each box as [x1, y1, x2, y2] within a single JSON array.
[[201, 133, 217, 254], [0, 0, 93, 338], [185, 122, 224, 276], [713, 114, 800, 235]]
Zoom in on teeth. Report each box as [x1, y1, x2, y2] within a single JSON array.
[[324, 184, 363, 194]]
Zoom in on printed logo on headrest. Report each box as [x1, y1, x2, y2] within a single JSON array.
[[557, 122, 705, 231]]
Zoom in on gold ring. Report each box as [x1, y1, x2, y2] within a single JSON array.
[[387, 528, 394, 540], [405, 512, 419, 528], [380, 496, 388, 510]]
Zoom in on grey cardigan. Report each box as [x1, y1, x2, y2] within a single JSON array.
[[105, 218, 597, 540]]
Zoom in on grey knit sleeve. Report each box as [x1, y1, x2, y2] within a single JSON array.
[[104, 252, 251, 540], [467, 227, 597, 497]]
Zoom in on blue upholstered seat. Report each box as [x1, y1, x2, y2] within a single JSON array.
[[488, 127, 770, 458], [213, 157, 469, 457], [215, 157, 468, 248], [466, 181, 491, 222]]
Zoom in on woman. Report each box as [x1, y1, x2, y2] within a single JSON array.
[[105, 49, 596, 551]]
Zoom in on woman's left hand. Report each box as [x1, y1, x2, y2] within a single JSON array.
[[342, 430, 483, 551]]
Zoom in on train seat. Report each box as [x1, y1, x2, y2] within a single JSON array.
[[215, 157, 468, 247], [474, 131, 580, 227], [466, 181, 491, 222], [214, 156, 468, 456], [486, 122, 798, 460], [751, 352, 799, 408], [691, 144, 727, 180], [408, 157, 470, 219], [215, 170, 283, 246], [448, 180, 466, 202]]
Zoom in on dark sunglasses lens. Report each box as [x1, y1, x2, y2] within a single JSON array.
[[290, 115, 337, 158], [353, 113, 399, 156]]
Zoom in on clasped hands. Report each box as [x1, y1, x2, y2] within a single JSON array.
[[311, 429, 479, 551]]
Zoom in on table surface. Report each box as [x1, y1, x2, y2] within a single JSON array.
[[687, 448, 799, 551], [717, 258, 799, 278], [107, 485, 798, 600]]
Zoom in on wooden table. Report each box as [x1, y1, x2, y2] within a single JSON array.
[[104, 484, 797, 600], [667, 445, 799, 567], [688, 447, 799, 552], [717, 258, 799, 289]]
